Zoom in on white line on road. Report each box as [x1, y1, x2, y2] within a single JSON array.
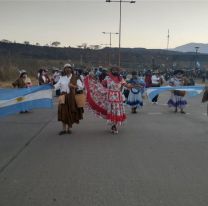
[[158, 103, 167, 106], [148, 112, 162, 115]]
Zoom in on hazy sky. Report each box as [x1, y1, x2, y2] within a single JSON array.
[[0, 0, 207, 49]]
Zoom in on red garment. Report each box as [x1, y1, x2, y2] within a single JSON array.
[[145, 74, 152, 88], [85, 75, 126, 124]]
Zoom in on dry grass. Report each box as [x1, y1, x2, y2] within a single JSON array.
[[0, 77, 38, 88], [0, 81, 13, 88]]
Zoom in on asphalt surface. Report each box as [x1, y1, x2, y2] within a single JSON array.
[[0, 93, 208, 206]]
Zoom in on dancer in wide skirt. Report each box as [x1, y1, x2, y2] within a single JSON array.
[[127, 71, 145, 113], [167, 70, 188, 114], [85, 66, 126, 134]]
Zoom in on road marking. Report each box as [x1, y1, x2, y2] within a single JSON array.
[[147, 112, 192, 115], [158, 103, 168, 106], [148, 112, 162, 115]]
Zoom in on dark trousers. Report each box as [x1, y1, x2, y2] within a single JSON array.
[[56, 89, 61, 96], [152, 95, 159, 102], [152, 84, 160, 102]]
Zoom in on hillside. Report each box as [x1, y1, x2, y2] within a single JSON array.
[[1, 42, 208, 80], [174, 43, 208, 54]]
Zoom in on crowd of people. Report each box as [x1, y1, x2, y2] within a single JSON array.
[[11, 65, 208, 135]]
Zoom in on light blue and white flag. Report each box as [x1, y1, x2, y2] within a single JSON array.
[[0, 84, 53, 117], [146, 85, 205, 101]]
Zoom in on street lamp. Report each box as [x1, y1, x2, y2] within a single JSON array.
[[106, 0, 136, 68], [102, 32, 119, 48], [102, 32, 119, 65]]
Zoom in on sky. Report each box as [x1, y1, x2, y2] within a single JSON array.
[[0, 0, 208, 49]]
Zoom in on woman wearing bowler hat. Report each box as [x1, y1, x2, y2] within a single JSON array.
[[54, 64, 84, 135]]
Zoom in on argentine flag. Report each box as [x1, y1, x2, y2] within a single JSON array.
[[146, 85, 205, 101], [0, 84, 53, 117]]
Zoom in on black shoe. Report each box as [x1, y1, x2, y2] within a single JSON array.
[[111, 125, 116, 133], [59, 131, 67, 135]]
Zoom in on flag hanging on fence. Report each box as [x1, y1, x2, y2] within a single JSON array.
[[0, 84, 53, 117]]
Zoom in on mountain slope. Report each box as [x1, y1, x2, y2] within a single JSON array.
[[174, 43, 208, 54]]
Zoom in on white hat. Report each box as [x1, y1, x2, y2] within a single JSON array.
[[64, 63, 72, 68], [19, 69, 27, 74], [19, 70, 27, 77]]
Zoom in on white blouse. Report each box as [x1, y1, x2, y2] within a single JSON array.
[[54, 75, 72, 94], [151, 75, 160, 85], [77, 79, 84, 91], [169, 77, 183, 87]]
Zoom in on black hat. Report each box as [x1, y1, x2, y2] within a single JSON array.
[[131, 71, 137, 76], [174, 69, 184, 75], [19, 70, 27, 77]]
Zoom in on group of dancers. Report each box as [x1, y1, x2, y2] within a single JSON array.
[[12, 64, 208, 135], [84, 66, 207, 134]]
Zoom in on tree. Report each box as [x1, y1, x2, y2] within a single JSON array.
[[81, 43, 88, 49], [24, 41, 30, 45], [36, 43, 40, 46], [89, 45, 101, 50], [51, 41, 61, 47], [1, 39, 11, 43], [77, 43, 89, 49]]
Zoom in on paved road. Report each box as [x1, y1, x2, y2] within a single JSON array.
[[0, 93, 208, 206]]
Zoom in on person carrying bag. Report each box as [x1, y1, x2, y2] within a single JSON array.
[[75, 89, 86, 108]]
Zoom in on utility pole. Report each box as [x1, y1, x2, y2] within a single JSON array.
[[195, 46, 199, 69], [106, 0, 136, 68], [167, 29, 170, 50], [102, 32, 119, 65]]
